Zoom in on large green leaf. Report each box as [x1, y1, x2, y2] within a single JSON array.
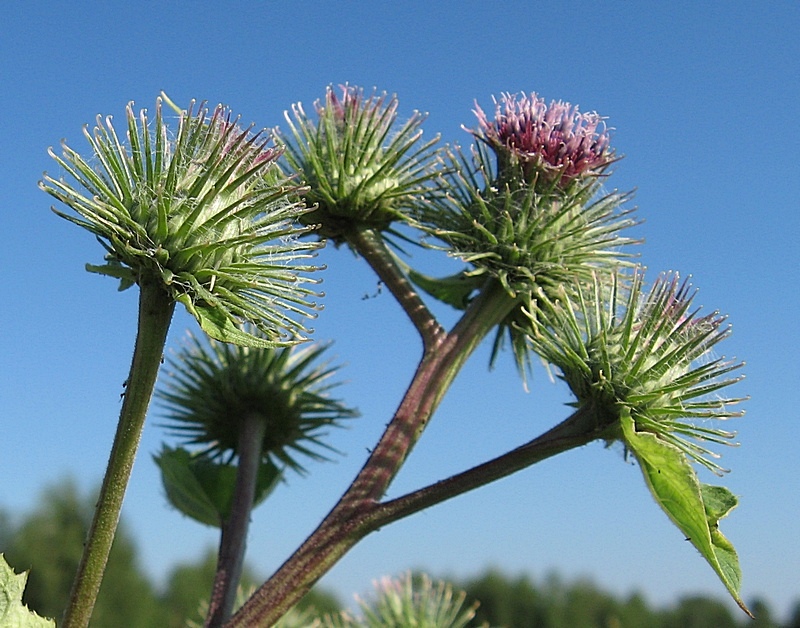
[[619, 410, 751, 617], [154, 446, 282, 528], [0, 554, 55, 627]]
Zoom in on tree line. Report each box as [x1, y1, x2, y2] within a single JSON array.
[[1, 479, 796, 627]]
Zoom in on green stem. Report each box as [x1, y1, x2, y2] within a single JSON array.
[[226, 279, 517, 626], [62, 280, 174, 628], [206, 413, 269, 627]]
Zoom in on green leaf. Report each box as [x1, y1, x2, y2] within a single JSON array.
[[177, 295, 288, 349], [389, 250, 482, 310], [619, 411, 752, 617], [154, 446, 282, 527], [0, 554, 55, 627], [155, 446, 222, 527], [406, 268, 483, 310], [85, 260, 136, 291]]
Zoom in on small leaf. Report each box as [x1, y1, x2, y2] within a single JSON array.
[[620, 411, 752, 617], [406, 268, 483, 310], [154, 446, 282, 527], [0, 554, 56, 627], [155, 446, 222, 527], [389, 250, 482, 310], [177, 295, 289, 349]]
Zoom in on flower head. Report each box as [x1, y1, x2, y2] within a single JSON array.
[[158, 333, 358, 474], [279, 84, 441, 244], [41, 94, 322, 347], [469, 92, 614, 189], [528, 270, 746, 474]]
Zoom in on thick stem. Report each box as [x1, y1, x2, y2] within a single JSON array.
[[206, 413, 269, 627], [226, 279, 517, 626], [62, 279, 174, 628]]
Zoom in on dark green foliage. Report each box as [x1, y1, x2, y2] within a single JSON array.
[[0, 482, 343, 627], [295, 586, 343, 617], [461, 570, 787, 628], [159, 547, 264, 627], [0, 484, 792, 626], [663, 596, 738, 628], [1, 478, 164, 627], [787, 600, 800, 628]]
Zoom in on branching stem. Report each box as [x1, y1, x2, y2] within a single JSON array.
[[227, 259, 520, 625]]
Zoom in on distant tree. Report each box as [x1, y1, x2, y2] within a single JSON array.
[[787, 599, 800, 628], [556, 578, 625, 628], [749, 597, 778, 628], [2, 478, 164, 627], [463, 569, 549, 627], [295, 586, 342, 617], [160, 547, 261, 627], [617, 592, 662, 628], [159, 546, 341, 626], [664, 595, 738, 628], [0, 508, 12, 549]]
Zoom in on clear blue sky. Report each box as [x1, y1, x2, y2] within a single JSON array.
[[1, 0, 798, 619]]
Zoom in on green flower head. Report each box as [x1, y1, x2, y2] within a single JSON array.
[[528, 270, 746, 474], [41, 94, 322, 347], [278, 84, 442, 244], [158, 333, 358, 474]]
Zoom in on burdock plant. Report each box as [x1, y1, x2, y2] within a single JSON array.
[[226, 89, 748, 626], [40, 95, 320, 627], [155, 334, 357, 625], [38, 86, 750, 627]]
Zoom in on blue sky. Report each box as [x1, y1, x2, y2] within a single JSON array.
[[1, 0, 798, 619]]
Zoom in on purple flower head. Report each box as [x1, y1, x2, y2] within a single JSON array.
[[469, 92, 614, 188], [210, 107, 280, 169], [314, 84, 384, 127]]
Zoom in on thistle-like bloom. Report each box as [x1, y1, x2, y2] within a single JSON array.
[[278, 84, 441, 243], [41, 94, 322, 347], [425, 143, 636, 297], [321, 573, 477, 628], [158, 333, 358, 474], [469, 92, 615, 190], [528, 271, 746, 474], [417, 138, 636, 380]]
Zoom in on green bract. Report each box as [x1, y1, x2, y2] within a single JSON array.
[[528, 270, 745, 474], [157, 333, 358, 474], [422, 143, 637, 297], [417, 142, 637, 380], [279, 84, 441, 243], [321, 573, 477, 628], [41, 94, 322, 348]]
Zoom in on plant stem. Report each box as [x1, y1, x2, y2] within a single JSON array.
[[346, 227, 444, 350], [62, 279, 174, 628], [206, 413, 269, 627], [372, 403, 609, 527], [226, 279, 517, 626]]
